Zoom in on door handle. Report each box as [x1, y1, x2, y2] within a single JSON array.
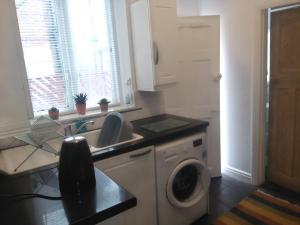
[[130, 149, 152, 158], [153, 42, 159, 65], [213, 73, 222, 81], [217, 73, 222, 80]]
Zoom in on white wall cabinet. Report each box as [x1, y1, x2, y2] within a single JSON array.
[[130, 0, 178, 91], [94, 146, 157, 225]]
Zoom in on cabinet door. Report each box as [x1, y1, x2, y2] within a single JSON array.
[[94, 147, 157, 225], [150, 1, 178, 85], [95, 213, 125, 225], [130, 0, 177, 90], [130, 0, 156, 91]]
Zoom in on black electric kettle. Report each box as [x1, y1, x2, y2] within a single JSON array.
[[58, 136, 96, 196]]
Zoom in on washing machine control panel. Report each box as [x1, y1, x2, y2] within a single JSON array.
[[193, 139, 203, 147]]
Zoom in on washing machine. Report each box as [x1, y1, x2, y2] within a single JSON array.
[[155, 132, 211, 225]]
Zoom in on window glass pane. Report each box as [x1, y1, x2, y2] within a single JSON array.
[[16, 0, 122, 115], [16, 0, 68, 113], [65, 0, 120, 108]]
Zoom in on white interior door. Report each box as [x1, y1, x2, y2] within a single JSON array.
[[163, 16, 221, 177]]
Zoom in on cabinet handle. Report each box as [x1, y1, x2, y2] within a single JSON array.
[[153, 42, 159, 65], [130, 149, 152, 158]]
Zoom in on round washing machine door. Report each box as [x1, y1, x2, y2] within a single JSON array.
[[166, 159, 211, 208]]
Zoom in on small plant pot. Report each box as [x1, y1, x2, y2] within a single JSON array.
[[99, 103, 109, 112], [48, 110, 59, 120], [76, 104, 86, 115]]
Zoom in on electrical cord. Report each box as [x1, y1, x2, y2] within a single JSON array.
[[0, 193, 63, 201]]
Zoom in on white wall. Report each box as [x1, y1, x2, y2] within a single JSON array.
[[0, 0, 33, 138], [196, 0, 299, 181], [0, 0, 165, 150], [0, 0, 165, 149]]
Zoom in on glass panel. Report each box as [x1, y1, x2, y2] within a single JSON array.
[[16, 0, 122, 115], [172, 165, 199, 201], [16, 0, 68, 113], [65, 0, 120, 107]]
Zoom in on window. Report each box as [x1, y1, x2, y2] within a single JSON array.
[[15, 0, 133, 116]]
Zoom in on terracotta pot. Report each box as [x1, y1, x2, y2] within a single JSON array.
[[48, 110, 59, 120], [99, 103, 108, 112], [76, 104, 86, 115]]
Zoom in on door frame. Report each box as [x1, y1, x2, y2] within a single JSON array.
[[251, 8, 268, 186], [251, 3, 300, 186]]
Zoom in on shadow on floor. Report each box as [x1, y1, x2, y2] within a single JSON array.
[[191, 174, 257, 225], [260, 182, 300, 205]]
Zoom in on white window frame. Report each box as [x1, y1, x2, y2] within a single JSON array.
[[16, 0, 134, 119]]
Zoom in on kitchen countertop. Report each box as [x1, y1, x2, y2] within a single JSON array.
[[0, 167, 137, 225], [92, 114, 209, 161], [0, 114, 208, 225], [0, 114, 209, 176]]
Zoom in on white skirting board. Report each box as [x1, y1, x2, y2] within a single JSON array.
[[223, 166, 252, 184]]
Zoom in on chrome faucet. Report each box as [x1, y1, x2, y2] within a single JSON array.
[[64, 120, 95, 137]]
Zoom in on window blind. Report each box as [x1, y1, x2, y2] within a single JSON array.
[[16, 0, 121, 115]]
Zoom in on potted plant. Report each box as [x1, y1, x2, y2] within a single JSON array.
[[74, 93, 88, 115], [48, 107, 59, 120], [98, 98, 110, 112]]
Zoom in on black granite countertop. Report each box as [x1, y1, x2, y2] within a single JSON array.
[[0, 168, 136, 225], [92, 114, 209, 161], [0, 114, 208, 225]]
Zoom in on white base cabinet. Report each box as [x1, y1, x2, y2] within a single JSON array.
[[94, 146, 157, 225]]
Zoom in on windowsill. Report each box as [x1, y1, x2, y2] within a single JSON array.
[[30, 105, 142, 125]]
